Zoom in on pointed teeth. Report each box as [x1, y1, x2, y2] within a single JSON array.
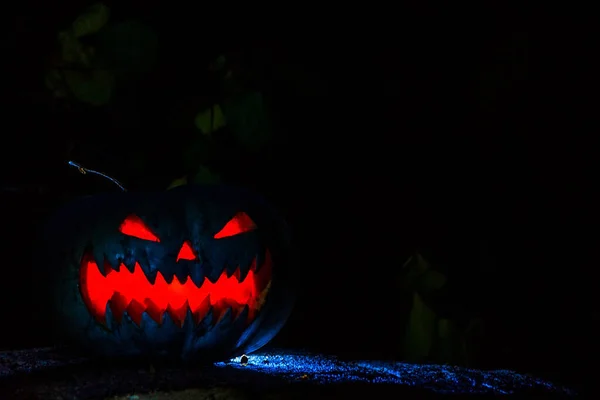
[[215, 307, 234, 327], [92, 249, 119, 275], [205, 268, 221, 284], [92, 248, 105, 272], [106, 255, 121, 273], [192, 296, 212, 324], [101, 300, 251, 332], [93, 258, 113, 277], [225, 262, 238, 278], [143, 267, 158, 285], [218, 259, 255, 283], [154, 271, 167, 287], [126, 299, 145, 327], [141, 311, 160, 329], [249, 256, 259, 273], [161, 311, 177, 330], [102, 259, 114, 276], [174, 269, 189, 285], [184, 307, 195, 331], [104, 302, 114, 330], [234, 256, 257, 283], [118, 311, 140, 340], [238, 265, 250, 283], [122, 258, 136, 274], [255, 250, 266, 273], [189, 268, 204, 288], [134, 260, 159, 285], [144, 299, 163, 324], [166, 301, 189, 328], [236, 305, 249, 323], [196, 307, 214, 329], [226, 305, 249, 323], [254, 250, 271, 274], [162, 271, 175, 285], [109, 292, 129, 323]]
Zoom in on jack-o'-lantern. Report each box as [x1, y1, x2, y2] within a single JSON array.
[[45, 184, 293, 361]]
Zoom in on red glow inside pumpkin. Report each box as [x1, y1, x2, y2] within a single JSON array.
[[80, 251, 272, 327], [119, 215, 160, 242], [81, 213, 271, 328], [176, 241, 196, 261], [214, 212, 256, 239]]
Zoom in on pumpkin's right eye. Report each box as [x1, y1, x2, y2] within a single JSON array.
[[214, 212, 256, 239], [119, 215, 160, 242]]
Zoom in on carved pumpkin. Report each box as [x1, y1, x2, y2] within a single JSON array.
[[45, 184, 292, 361]]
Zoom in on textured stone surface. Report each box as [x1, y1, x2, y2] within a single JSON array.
[[0, 347, 576, 399]]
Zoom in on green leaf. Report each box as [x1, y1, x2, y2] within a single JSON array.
[[403, 252, 431, 274], [194, 104, 227, 135], [45, 69, 67, 98], [403, 292, 437, 362], [189, 166, 220, 184], [63, 69, 114, 106], [413, 253, 431, 273], [58, 31, 91, 66], [72, 3, 110, 38], [435, 318, 466, 364], [437, 318, 452, 339], [167, 176, 188, 190], [182, 135, 214, 171], [95, 20, 158, 80], [400, 252, 432, 289], [222, 91, 271, 151], [167, 167, 220, 190], [416, 270, 447, 294]]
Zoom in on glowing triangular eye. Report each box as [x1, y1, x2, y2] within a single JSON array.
[[119, 214, 160, 242], [214, 212, 256, 239], [176, 241, 196, 261]]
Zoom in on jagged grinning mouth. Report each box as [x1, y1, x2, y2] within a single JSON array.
[[79, 251, 272, 329]]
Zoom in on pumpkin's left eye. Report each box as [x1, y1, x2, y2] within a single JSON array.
[[214, 212, 257, 239], [119, 214, 160, 242]]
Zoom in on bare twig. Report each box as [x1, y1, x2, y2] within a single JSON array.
[[67, 160, 127, 191]]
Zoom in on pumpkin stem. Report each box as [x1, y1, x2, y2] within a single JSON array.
[[67, 160, 127, 191]]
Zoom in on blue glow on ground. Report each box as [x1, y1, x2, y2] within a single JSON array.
[[215, 350, 576, 395]]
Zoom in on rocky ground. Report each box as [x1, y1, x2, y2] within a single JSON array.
[[0, 347, 577, 399]]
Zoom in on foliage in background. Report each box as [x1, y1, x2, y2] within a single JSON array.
[[45, 3, 157, 107], [177, 54, 272, 188], [400, 252, 483, 366], [43, 3, 282, 189], [166, 166, 221, 189], [187, 54, 272, 179], [45, 3, 113, 105]]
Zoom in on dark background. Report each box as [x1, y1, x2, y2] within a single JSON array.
[[1, 1, 595, 392]]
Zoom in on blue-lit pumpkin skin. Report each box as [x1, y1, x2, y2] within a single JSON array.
[[45, 184, 293, 361]]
